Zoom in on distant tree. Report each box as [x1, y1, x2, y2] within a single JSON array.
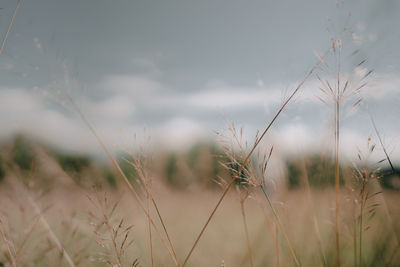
[[0, 155, 5, 180], [12, 135, 34, 170], [379, 167, 400, 190]]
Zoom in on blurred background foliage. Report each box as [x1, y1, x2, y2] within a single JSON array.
[[0, 135, 398, 191]]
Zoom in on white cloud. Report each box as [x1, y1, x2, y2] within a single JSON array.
[[0, 88, 42, 113], [156, 117, 207, 150], [1, 71, 399, 160], [185, 88, 278, 109], [274, 123, 316, 155], [146, 82, 285, 114], [86, 95, 135, 123]]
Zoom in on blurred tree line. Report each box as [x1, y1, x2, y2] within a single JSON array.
[[0, 135, 398, 191]]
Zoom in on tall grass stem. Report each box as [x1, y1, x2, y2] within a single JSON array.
[[69, 97, 180, 266], [181, 65, 317, 267], [0, 0, 21, 54]]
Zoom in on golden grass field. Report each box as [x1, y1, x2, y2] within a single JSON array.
[[0, 147, 399, 267], [1, 3, 399, 266]]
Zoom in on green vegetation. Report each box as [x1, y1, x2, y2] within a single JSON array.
[[55, 153, 90, 173], [286, 155, 345, 189], [103, 167, 117, 188], [380, 167, 400, 190], [0, 155, 5, 180], [12, 135, 34, 170]]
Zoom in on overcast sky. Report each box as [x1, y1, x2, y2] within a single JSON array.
[[1, 0, 399, 163]]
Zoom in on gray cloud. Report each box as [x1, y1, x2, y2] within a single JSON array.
[[0, 0, 399, 164]]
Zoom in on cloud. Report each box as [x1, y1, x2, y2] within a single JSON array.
[[275, 123, 315, 154], [86, 95, 135, 123], [185, 88, 278, 109], [1, 71, 399, 160], [103, 75, 162, 96], [155, 117, 207, 149], [0, 88, 42, 114]]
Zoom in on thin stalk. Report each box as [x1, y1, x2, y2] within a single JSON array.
[[126, 159, 178, 261], [334, 96, 341, 267], [147, 191, 154, 267], [368, 111, 400, 267], [0, 0, 21, 54], [334, 41, 342, 267], [69, 97, 180, 267], [182, 65, 317, 267], [259, 186, 301, 267], [254, 195, 286, 267], [353, 200, 358, 267], [0, 218, 18, 267], [379, 187, 400, 267], [240, 200, 255, 267], [26, 192, 76, 267], [359, 185, 365, 267], [106, 221, 123, 266], [150, 189, 177, 261], [16, 214, 41, 258], [301, 160, 327, 267], [368, 111, 395, 173], [275, 223, 280, 267]]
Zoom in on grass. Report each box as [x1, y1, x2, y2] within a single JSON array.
[[0, 0, 21, 54], [1, 11, 399, 267], [1, 171, 399, 266]]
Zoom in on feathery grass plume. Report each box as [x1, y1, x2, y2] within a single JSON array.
[[218, 123, 300, 267], [217, 123, 256, 266], [87, 186, 139, 267], [119, 130, 159, 267], [0, 179, 43, 266], [367, 112, 400, 266], [182, 60, 320, 267], [315, 35, 373, 266], [8, 163, 77, 267], [215, 124, 256, 266], [349, 138, 382, 267], [45, 72, 179, 266]]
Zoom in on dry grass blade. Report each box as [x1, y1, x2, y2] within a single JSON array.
[[368, 111, 395, 173], [351, 143, 382, 267], [26, 190, 76, 267], [10, 164, 76, 267], [0, 0, 21, 54], [181, 64, 318, 267], [334, 94, 340, 267], [259, 186, 300, 267], [253, 195, 287, 267], [300, 159, 327, 267], [0, 217, 19, 267], [240, 197, 254, 267], [147, 191, 154, 267], [123, 156, 178, 262], [67, 96, 180, 266], [367, 111, 400, 266]]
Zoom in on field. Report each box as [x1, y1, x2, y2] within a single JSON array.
[[0, 137, 399, 267], [1, 1, 399, 267]]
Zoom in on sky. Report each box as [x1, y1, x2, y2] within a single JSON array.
[[0, 0, 399, 164]]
